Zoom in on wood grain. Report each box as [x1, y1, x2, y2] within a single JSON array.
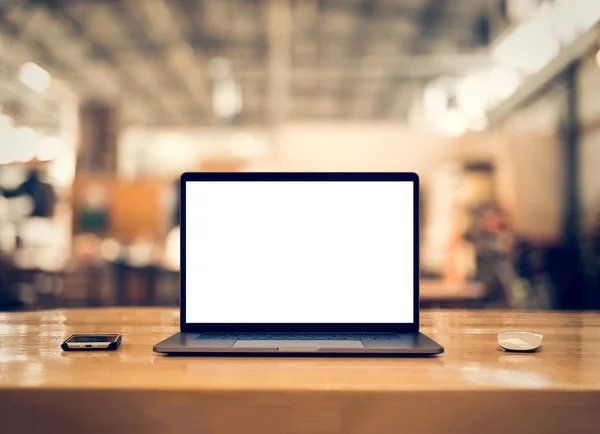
[[1, 308, 599, 434]]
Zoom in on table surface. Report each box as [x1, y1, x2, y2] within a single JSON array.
[[1, 308, 599, 392], [2, 308, 600, 434]]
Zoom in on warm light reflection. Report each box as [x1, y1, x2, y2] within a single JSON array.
[[460, 366, 553, 388], [0, 354, 29, 363]]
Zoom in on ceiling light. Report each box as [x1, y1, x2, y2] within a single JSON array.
[[13, 127, 40, 163], [48, 150, 76, 187], [0, 152, 14, 165], [493, 9, 560, 73], [36, 137, 62, 162], [456, 73, 490, 117], [493, 0, 600, 75], [423, 86, 447, 115], [212, 79, 242, 120], [437, 109, 468, 137], [19, 62, 51, 92], [468, 115, 489, 132], [489, 66, 521, 100], [0, 114, 14, 129]]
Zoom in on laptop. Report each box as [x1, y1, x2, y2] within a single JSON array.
[[153, 172, 443, 356]]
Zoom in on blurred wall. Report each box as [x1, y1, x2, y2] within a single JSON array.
[[72, 175, 166, 242], [115, 121, 503, 261], [271, 122, 501, 275], [273, 122, 452, 178], [578, 51, 600, 231], [119, 122, 500, 182], [118, 127, 270, 180], [495, 82, 566, 243]]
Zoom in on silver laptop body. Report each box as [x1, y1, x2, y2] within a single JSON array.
[[154, 172, 443, 356]]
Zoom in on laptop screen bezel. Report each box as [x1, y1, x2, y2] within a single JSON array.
[[180, 172, 419, 333]]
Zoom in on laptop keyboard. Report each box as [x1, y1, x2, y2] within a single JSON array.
[[195, 333, 402, 341]]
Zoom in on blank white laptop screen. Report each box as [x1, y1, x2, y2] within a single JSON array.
[[185, 181, 414, 324]]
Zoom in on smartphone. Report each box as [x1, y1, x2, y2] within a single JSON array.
[[61, 334, 122, 351]]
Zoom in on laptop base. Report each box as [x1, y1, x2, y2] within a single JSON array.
[[153, 332, 444, 356]]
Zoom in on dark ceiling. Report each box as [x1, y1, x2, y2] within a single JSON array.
[[0, 0, 507, 129]]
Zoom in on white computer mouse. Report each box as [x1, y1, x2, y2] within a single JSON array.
[[498, 331, 543, 352]]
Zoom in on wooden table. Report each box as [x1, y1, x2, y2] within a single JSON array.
[[1, 308, 599, 434]]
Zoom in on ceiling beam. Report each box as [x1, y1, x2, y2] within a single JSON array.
[[337, 0, 381, 118], [267, 0, 292, 126], [1, 3, 170, 125], [135, 0, 211, 118], [35, 2, 169, 121], [0, 8, 66, 125], [240, 53, 492, 79], [0, 82, 56, 119], [107, 0, 187, 124], [373, 78, 418, 119]]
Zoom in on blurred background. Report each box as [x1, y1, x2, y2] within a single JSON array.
[[1, 0, 600, 311]]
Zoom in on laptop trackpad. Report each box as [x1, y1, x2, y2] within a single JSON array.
[[232, 340, 364, 349]]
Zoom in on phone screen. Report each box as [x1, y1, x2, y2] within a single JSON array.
[[66, 334, 119, 343]]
